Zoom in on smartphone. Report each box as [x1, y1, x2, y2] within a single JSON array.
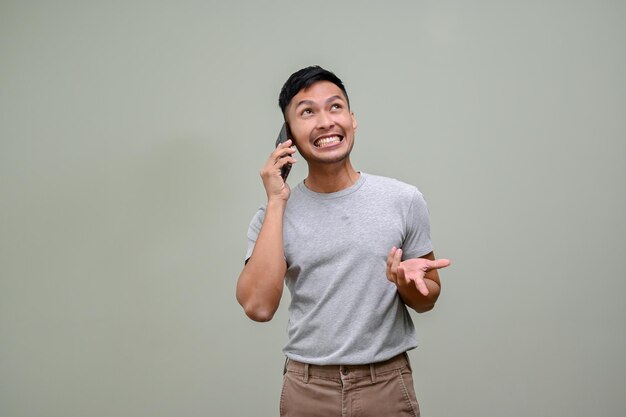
[[275, 123, 292, 181]]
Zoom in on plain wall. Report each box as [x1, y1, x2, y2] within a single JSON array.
[[1, 1, 625, 416]]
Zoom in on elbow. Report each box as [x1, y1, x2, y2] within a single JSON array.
[[236, 291, 277, 322], [237, 292, 278, 322], [235, 270, 283, 322], [243, 304, 276, 322], [413, 302, 436, 314]]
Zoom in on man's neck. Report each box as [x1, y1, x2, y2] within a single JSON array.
[[304, 161, 360, 193]]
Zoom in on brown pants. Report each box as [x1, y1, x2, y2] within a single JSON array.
[[280, 353, 421, 417]]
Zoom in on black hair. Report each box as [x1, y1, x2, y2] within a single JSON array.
[[278, 66, 349, 115]]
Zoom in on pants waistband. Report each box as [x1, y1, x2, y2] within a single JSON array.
[[284, 352, 411, 380]]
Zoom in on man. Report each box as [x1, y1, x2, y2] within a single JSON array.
[[236, 66, 450, 417]]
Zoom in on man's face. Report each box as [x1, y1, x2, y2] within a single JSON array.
[[285, 81, 357, 166]]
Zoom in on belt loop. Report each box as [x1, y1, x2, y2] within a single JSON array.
[[370, 363, 376, 384], [303, 363, 310, 384]]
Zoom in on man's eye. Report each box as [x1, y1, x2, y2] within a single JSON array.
[[301, 109, 313, 116], [331, 103, 342, 110]]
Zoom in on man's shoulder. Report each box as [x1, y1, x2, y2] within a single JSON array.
[[362, 172, 420, 196]]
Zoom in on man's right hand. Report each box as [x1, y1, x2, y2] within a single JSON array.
[[260, 139, 297, 201]]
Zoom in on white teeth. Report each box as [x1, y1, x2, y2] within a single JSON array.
[[315, 136, 341, 147]]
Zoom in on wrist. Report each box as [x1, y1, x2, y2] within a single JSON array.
[[266, 197, 288, 210]]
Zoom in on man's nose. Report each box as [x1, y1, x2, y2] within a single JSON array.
[[316, 111, 334, 129]]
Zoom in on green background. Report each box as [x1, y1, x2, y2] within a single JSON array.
[[1, 1, 625, 416]]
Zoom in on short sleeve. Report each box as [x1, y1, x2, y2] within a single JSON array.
[[244, 206, 266, 262], [401, 189, 433, 259]]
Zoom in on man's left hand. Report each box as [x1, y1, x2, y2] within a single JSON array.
[[386, 247, 451, 296]]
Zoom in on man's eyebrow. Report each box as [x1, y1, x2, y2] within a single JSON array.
[[294, 95, 346, 109], [326, 95, 345, 104], [294, 99, 314, 109]]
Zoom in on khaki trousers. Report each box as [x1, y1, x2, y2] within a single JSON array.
[[280, 353, 421, 417]]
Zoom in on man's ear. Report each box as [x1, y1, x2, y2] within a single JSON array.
[[351, 112, 358, 130]]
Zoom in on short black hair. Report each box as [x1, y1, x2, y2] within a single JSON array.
[[278, 66, 349, 115]]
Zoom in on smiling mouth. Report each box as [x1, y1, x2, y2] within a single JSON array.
[[314, 135, 343, 148]]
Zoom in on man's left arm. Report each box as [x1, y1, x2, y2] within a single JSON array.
[[386, 248, 450, 313]]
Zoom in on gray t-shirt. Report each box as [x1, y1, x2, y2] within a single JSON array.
[[245, 173, 432, 365]]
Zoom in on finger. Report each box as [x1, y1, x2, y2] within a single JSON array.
[[413, 275, 430, 296], [269, 141, 295, 162], [269, 149, 296, 176], [386, 247, 397, 282], [393, 248, 402, 267], [274, 156, 297, 169], [271, 154, 295, 170], [391, 248, 403, 281], [426, 258, 451, 270], [275, 142, 296, 157], [397, 264, 408, 286], [279, 145, 297, 158], [277, 139, 292, 149], [386, 247, 396, 267]]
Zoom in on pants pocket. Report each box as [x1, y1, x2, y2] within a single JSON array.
[[357, 366, 421, 417], [279, 373, 288, 417], [396, 368, 421, 417]]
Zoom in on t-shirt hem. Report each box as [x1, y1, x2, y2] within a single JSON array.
[[284, 344, 419, 366]]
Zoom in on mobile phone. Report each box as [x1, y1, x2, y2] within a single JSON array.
[[275, 123, 292, 181]]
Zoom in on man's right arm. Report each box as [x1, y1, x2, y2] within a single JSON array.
[[235, 139, 296, 322], [236, 199, 288, 322]]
